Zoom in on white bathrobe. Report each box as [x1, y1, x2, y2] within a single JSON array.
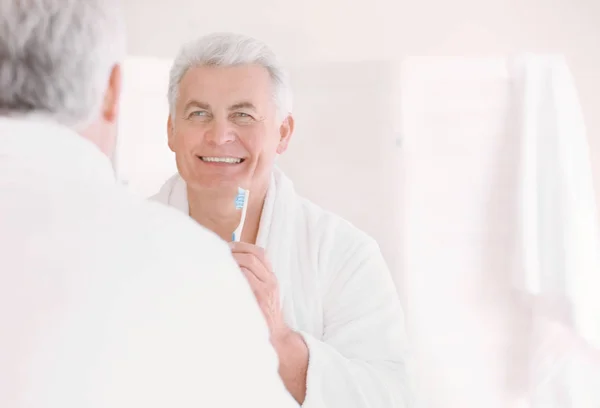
[[151, 168, 410, 407], [0, 118, 297, 408]]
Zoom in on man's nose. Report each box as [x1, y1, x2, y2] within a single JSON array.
[[205, 120, 235, 145]]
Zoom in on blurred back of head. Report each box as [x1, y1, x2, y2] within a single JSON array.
[[0, 0, 125, 155]]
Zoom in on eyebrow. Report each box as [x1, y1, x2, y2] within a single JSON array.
[[229, 101, 257, 111], [182, 100, 258, 112], [183, 100, 210, 111]]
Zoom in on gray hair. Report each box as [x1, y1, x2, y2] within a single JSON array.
[[168, 32, 292, 120], [0, 0, 126, 128]]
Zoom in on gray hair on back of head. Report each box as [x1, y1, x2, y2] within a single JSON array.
[[168, 32, 293, 120], [0, 0, 126, 129]]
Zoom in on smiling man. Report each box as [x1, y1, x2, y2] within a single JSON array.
[[151, 32, 410, 407]]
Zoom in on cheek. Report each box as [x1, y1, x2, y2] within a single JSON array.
[[174, 126, 203, 150], [241, 127, 281, 157]]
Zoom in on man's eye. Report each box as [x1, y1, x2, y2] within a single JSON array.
[[189, 111, 208, 118], [232, 112, 254, 121]]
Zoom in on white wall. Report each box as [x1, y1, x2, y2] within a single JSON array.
[[400, 57, 529, 407], [116, 57, 174, 194]]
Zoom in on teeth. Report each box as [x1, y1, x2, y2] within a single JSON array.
[[200, 157, 242, 164]]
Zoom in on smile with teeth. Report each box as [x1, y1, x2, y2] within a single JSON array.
[[199, 156, 244, 164]]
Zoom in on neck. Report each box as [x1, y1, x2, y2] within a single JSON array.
[[187, 181, 269, 243]]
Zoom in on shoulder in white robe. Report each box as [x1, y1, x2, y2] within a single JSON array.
[[0, 118, 298, 408]]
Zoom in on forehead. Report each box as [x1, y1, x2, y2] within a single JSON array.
[[177, 64, 274, 107]]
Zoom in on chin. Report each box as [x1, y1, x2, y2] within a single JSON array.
[[188, 174, 244, 191]]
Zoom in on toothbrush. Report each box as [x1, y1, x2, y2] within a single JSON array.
[[232, 187, 250, 242]]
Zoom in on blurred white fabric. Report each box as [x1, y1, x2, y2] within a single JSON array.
[[511, 55, 600, 408], [400, 55, 600, 408]]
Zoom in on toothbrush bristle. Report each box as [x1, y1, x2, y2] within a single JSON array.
[[235, 188, 247, 210]]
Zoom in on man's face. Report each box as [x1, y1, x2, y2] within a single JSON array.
[[168, 64, 293, 194]]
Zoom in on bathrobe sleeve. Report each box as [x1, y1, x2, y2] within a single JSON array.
[[299, 232, 410, 408]]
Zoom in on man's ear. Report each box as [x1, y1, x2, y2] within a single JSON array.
[[167, 115, 175, 153], [102, 64, 122, 123], [276, 114, 294, 154]]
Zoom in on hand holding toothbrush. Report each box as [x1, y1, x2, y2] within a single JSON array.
[[229, 187, 287, 337], [228, 242, 289, 340], [229, 186, 309, 404]]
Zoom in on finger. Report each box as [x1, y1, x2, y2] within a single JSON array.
[[240, 267, 276, 313], [231, 252, 272, 283], [240, 266, 262, 290], [229, 242, 267, 259], [229, 244, 273, 272]]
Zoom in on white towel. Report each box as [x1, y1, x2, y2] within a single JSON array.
[[511, 54, 600, 408], [512, 54, 600, 345]]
